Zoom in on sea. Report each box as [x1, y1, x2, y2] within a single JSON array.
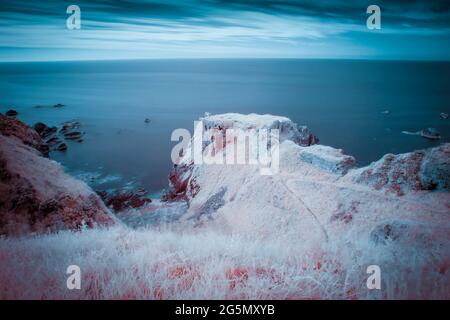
[[0, 59, 449, 194]]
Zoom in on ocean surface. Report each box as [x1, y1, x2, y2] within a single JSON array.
[[0, 59, 449, 194]]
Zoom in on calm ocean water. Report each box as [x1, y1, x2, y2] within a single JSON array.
[[0, 59, 449, 194]]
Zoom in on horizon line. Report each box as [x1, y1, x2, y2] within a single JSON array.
[[1, 57, 450, 64]]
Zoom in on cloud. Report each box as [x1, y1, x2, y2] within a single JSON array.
[[0, 0, 449, 61]]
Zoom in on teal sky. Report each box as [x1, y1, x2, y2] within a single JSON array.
[[0, 0, 449, 61]]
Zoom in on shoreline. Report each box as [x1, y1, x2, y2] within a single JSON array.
[[1, 112, 449, 299]]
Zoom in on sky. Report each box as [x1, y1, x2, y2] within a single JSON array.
[[0, 0, 449, 61]]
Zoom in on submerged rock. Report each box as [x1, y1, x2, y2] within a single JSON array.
[[33, 122, 49, 135], [33, 120, 85, 151], [5, 109, 18, 117], [42, 127, 57, 139], [46, 136, 61, 145], [64, 131, 82, 140], [60, 121, 83, 142], [420, 128, 441, 140], [53, 103, 65, 108], [60, 120, 81, 134], [402, 128, 441, 140], [33, 122, 57, 139], [56, 143, 68, 152]]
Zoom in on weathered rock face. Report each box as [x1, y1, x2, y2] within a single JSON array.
[[0, 116, 114, 236], [347, 143, 450, 195], [0, 114, 48, 155], [162, 163, 197, 202], [97, 190, 152, 212], [419, 144, 450, 190], [298, 144, 355, 175], [0, 113, 448, 299], [158, 113, 449, 299], [200, 113, 319, 146], [162, 113, 318, 202]]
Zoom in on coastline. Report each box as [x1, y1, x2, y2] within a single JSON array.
[[1, 112, 449, 299]]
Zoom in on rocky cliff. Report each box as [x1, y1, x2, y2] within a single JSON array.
[[0, 113, 448, 299], [157, 113, 450, 298], [0, 114, 115, 236]]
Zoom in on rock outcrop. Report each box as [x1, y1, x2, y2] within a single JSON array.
[[164, 113, 449, 206], [163, 113, 319, 202], [158, 113, 449, 298], [347, 144, 450, 195], [34, 120, 84, 151], [0, 113, 449, 299], [0, 116, 114, 236], [0, 114, 48, 155], [97, 190, 152, 212]]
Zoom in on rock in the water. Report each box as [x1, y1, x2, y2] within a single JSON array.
[[35, 120, 85, 148], [60, 120, 81, 134], [60, 121, 83, 141], [35, 124, 57, 139], [33, 122, 49, 135], [43, 128, 57, 139], [144, 118, 151, 123], [56, 143, 67, 152], [420, 128, 440, 140], [64, 131, 82, 140], [53, 103, 64, 108], [46, 136, 61, 145], [5, 109, 18, 117]]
